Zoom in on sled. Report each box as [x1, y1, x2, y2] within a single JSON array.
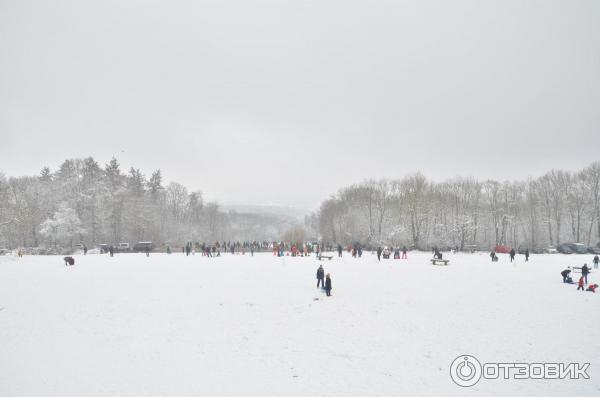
[[430, 259, 449, 266], [317, 255, 333, 261]]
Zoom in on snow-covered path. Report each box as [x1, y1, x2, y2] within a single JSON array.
[[1, 252, 598, 396]]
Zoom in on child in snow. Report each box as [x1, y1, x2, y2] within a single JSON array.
[[586, 284, 598, 293], [577, 276, 585, 291], [325, 273, 332, 296]]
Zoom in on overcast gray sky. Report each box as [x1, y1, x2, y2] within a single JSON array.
[[1, 0, 599, 210]]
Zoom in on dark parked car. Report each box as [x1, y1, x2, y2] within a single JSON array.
[[133, 242, 154, 252], [558, 243, 587, 254], [587, 246, 600, 254]]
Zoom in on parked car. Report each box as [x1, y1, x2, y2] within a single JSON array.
[[494, 245, 512, 254], [543, 246, 558, 254], [559, 243, 588, 254], [557, 243, 588, 254], [463, 245, 479, 253], [118, 243, 130, 251], [133, 242, 154, 252], [557, 244, 573, 254], [587, 246, 600, 254], [572, 243, 588, 254]]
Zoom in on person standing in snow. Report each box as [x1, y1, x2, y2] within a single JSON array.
[[577, 276, 585, 291], [581, 263, 590, 284], [593, 255, 599, 270], [524, 249, 529, 262], [402, 246, 408, 259], [145, 245, 150, 257], [109, 245, 114, 257], [316, 265, 325, 288], [509, 248, 516, 262], [325, 273, 332, 296], [337, 245, 343, 258], [83, 245, 88, 255], [377, 246, 382, 261], [490, 251, 497, 262]]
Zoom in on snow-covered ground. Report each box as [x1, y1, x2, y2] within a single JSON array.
[[0, 251, 598, 396]]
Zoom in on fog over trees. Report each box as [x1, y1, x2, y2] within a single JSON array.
[[0, 157, 298, 249], [311, 162, 600, 250], [2, 158, 600, 251]]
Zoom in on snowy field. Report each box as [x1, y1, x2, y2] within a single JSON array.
[[1, 251, 599, 397]]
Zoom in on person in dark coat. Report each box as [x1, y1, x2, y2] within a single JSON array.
[[593, 255, 599, 270], [337, 245, 343, 258], [402, 246, 408, 259], [561, 269, 571, 283], [524, 249, 529, 262], [145, 245, 150, 257], [377, 247, 382, 262], [63, 256, 75, 266], [581, 264, 590, 284], [325, 273, 332, 296], [83, 245, 88, 255], [316, 265, 325, 288], [509, 249, 516, 262], [109, 245, 114, 257], [490, 251, 497, 262]]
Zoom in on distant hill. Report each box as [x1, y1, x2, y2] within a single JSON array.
[[220, 204, 309, 221]]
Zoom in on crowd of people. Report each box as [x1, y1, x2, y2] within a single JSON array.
[[52, 242, 600, 299], [561, 255, 598, 293], [489, 248, 529, 262]]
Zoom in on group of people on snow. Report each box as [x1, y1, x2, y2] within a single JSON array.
[[375, 246, 408, 261], [316, 264, 332, 296], [489, 248, 529, 262], [561, 260, 597, 293]]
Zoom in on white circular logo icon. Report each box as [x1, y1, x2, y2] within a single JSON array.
[[450, 355, 482, 387]]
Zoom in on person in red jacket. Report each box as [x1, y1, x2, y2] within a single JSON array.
[[577, 276, 585, 291], [586, 284, 598, 293]]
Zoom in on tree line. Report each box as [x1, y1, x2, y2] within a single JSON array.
[[0, 157, 296, 249], [309, 162, 600, 251]]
